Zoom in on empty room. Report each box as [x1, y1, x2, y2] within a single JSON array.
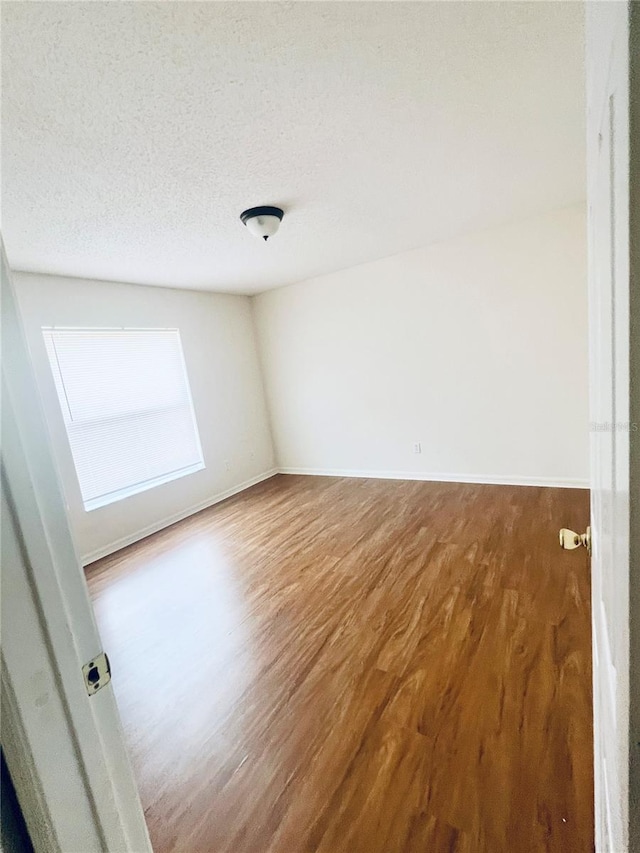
[[1, 3, 638, 853]]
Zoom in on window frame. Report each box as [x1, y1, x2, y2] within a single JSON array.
[[42, 326, 205, 512]]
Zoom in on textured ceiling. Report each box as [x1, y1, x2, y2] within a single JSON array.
[[2, 1, 585, 295]]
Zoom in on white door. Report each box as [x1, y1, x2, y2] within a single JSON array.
[[586, 3, 639, 851], [0, 239, 153, 853]]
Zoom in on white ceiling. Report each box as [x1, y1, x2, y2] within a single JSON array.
[[2, 1, 585, 295]]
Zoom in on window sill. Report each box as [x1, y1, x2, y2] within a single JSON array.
[[83, 462, 205, 512]]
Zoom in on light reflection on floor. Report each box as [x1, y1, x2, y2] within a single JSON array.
[[91, 537, 255, 785]]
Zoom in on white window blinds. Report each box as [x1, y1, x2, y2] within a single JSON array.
[[42, 328, 205, 511]]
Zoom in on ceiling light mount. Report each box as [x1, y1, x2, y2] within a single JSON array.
[[240, 206, 284, 241]]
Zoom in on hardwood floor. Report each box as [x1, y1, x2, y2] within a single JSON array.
[[86, 475, 593, 853]]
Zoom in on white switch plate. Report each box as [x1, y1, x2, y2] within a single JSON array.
[[413, 442, 422, 454]]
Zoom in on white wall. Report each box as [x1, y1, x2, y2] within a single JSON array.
[[13, 273, 276, 562], [12, 205, 588, 564], [253, 205, 589, 487]]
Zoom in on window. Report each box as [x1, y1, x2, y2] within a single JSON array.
[[42, 328, 205, 511]]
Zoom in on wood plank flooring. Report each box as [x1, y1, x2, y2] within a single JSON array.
[[86, 475, 593, 853]]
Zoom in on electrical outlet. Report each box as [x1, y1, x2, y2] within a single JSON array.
[[413, 442, 422, 454], [224, 459, 231, 471]]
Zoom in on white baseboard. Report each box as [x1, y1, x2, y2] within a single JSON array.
[[81, 468, 279, 565], [277, 467, 590, 489]]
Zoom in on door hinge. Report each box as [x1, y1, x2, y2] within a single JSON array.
[[82, 652, 111, 696]]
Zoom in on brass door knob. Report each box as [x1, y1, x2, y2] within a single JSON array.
[[559, 526, 591, 555]]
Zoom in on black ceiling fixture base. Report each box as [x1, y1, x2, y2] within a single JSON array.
[[240, 206, 284, 225]]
